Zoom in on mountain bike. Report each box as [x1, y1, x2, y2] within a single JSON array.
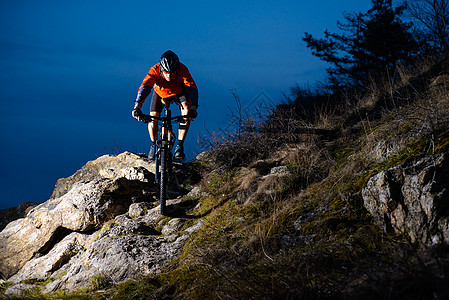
[[140, 101, 189, 215]]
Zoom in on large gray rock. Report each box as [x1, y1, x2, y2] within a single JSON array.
[[6, 201, 204, 293], [0, 152, 156, 279], [0, 201, 39, 232], [50, 152, 155, 199], [1, 151, 204, 295], [7, 232, 92, 284], [362, 152, 449, 246], [40, 217, 203, 293]]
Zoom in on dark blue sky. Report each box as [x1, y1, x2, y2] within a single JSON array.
[[0, 0, 371, 209]]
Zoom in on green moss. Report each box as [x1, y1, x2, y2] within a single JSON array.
[[354, 134, 435, 191], [178, 218, 198, 232], [435, 130, 449, 153], [20, 278, 37, 285], [48, 288, 103, 299], [398, 121, 414, 135], [113, 281, 140, 298], [89, 273, 113, 291], [0, 281, 13, 294], [112, 276, 167, 300], [276, 171, 312, 196], [21, 277, 55, 286], [334, 145, 355, 166], [206, 168, 238, 192], [21, 286, 43, 298]]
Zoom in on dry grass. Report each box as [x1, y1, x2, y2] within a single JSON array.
[[181, 56, 449, 299]]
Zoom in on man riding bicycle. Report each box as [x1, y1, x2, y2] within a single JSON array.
[[132, 50, 199, 160]]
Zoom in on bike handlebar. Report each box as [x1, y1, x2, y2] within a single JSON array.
[[139, 114, 188, 124]]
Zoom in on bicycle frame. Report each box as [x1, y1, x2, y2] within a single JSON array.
[[140, 101, 187, 215]]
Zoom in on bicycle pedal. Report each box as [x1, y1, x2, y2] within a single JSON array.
[[173, 152, 185, 160]]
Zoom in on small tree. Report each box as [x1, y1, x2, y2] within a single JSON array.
[[303, 0, 421, 91], [404, 0, 449, 57]]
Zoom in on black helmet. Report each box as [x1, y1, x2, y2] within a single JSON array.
[[159, 50, 180, 73]]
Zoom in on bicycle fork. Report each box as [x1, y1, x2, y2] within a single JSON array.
[[154, 113, 175, 185]]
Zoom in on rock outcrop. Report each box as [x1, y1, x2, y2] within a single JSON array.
[[0, 152, 203, 294], [50, 151, 157, 199], [7, 203, 204, 294], [362, 152, 449, 246], [0, 201, 38, 231]]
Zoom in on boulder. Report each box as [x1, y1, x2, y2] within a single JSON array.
[[40, 219, 203, 293], [50, 152, 155, 199], [0, 201, 39, 231], [362, 152, 449, 246], [8, 232, 91, 283], [1, 151, 203, 295], [6, 206, 204, 293], [128, 202, 153, 218], [0, 152, 156, 279]]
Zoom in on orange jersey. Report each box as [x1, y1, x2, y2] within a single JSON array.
[[139, 62, 197, 99]]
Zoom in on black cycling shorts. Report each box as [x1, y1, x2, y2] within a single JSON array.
[[150, 91, 188, 113]]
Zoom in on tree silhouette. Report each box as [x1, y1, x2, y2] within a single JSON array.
[[404, 0, 449, 57], [303, 0, 420, 91]]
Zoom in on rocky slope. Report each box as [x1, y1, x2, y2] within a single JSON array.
[[1, 64, 448, 299], [0, 152, 203, 295], [2, 147, 449, 298]]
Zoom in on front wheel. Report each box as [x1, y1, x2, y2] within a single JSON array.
[[159, 147, 168, 215]]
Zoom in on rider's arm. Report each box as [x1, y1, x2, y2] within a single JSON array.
[[135, 86, 152, 109], [134, 64, 159, 107]]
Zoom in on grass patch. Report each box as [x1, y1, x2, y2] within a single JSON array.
[[89, 273, 113, 291], [0, 281, 13, 294]]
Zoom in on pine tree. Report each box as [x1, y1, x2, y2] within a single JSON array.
[[303, 0, 420, 90]]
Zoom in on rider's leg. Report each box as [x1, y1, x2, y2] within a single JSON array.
[[148, 111, 160, 142], [148, 93, 163, 160], [149, 92, 163, 142], [178, 101, 190, 142], [147, 112, 159, 160], [174, 100, 190, 159]]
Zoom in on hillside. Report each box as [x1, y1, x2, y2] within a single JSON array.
[[1, 59, 448, 299]]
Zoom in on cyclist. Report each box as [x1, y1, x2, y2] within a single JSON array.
[[132, 50, 198, 160]]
